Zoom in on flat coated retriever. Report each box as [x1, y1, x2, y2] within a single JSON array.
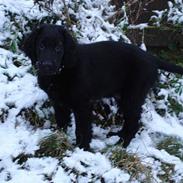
[[21, 24, 183, 150]]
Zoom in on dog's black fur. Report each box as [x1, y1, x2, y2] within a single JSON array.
[[21, 24, 183, 150]]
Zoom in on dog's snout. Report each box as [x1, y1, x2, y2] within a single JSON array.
[[38, 61, 58, 75], [41, 62, 54, 71]]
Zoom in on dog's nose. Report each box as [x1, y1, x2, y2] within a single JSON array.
[[42, 62, 54, 70], [41, 62, 54, 72], [42, 62, 53, 68], [39, 62, 57, 75]]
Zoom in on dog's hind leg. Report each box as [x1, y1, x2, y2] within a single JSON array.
[[107, 96, 143, 147], [118, 79, 156, 147], [119, 101, 143, 147]]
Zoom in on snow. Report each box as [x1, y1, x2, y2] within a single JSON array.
[[168, 0, 183, 24], [0, 0, 183, 182], [52, 166, 71, 183], [63, 148, 130, 182], [152, 0, 183, 25], [63, 148, 111, 175], [140, 43, 147, 51], [128, 23, 148, 30], [103, 168, 130, 183]]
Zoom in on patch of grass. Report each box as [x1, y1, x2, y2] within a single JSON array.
[[153, 69, 183, 117], [12, 56, 30, 68], [157, 136, 183, 161], [28, 66, 38, 76], [110, 147, 153, 182], [152, 89, 167, 117], [157, 81, 170, 90], [12, 131, 72, 165], [151, 47, 183, 66], [151, 47, 183, 96], [0, 109, 8, 123], [158, 162, 175, 183], [18, 102, 55, 128], [19, 108, 46, 127], [35, 130, 73, 159], [168, 96, 183, 116], [155, 108, 167, 117], [93, 100, 123, 127], [13, 153, 32, 165]]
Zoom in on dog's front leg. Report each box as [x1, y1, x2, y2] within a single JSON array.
[[73, 104, 92, 151], [53, 103, 71, 131], [45, 87, 71, 131]]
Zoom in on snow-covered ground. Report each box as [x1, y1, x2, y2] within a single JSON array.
[[0, 0, 183, 182]]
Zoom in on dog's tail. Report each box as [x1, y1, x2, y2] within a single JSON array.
[[155, 57, 183, 75]]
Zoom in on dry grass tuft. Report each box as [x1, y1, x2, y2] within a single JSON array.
[[35, 130, 73, 159], [110, 147, 153, 182]]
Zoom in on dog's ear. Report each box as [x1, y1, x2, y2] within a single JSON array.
[[21, 27, 41, 65], [62, 28, 77, 68]]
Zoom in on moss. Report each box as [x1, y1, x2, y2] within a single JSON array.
[[110, 147, 153, 182]]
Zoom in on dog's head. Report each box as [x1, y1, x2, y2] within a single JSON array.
[[21, 24, 76, 76]]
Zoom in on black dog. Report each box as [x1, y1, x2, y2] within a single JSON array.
[[21, 24, 183, 150]]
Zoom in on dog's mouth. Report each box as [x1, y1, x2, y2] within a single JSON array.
[[34, 61, 64, 76], [37, 66, 64, 76], [38, 68, 58, 76]]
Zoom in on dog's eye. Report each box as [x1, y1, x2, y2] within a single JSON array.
[[39, 43, 45, 50]]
